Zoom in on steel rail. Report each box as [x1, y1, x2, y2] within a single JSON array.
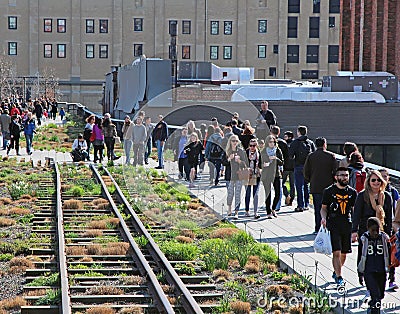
[[102, 167, 204, 314], [54, 161, 72, 314], [90, 164, 175, 313]]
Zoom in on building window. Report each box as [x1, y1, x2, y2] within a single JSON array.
[[287, 45, 299, 63], [273, 45, 279, 54], [287, 17, 298, 38], [301, 70, 319, 79], [8, 16, 17, 30], [329, 16, 336, 28], [223, 46, 232, 59], [210, 46, 218, 60], [99, 19, 108, 33], [134, 18, 143, 31], [86, 19, 94, 33], [86, 44, 94, 58], [57, 44, 66, 58], [306, 45, 319, 63], [182, 45, 190, 59], [44, 18, 52, 32], [134, 44, 143, 57], [313, 0, 320, 13], [44, 44, 52, 58], [182, 20, 191, 34], [328, 45, 339, 63], [288, 0, 300, 13], [258, 45, 266, 58], [258, 20, 267, 33], [57, 19, 66, 33], [8, 42, 17, 55], [210, 21, 219, 35], [99, 45, 108, 58], [309, 17, 320, 38], [269, 67, 277, 77], [224, 21, 232, 35], [329, 0, 340, 14], [169, 20, 178, 35]]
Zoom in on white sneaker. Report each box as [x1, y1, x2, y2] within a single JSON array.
[[234, 213, 239, 219]]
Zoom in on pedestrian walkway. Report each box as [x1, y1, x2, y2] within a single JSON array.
[[163, 160, 400, 314]]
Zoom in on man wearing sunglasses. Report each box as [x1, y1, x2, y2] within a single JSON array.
[[321, 167, 357, 286]]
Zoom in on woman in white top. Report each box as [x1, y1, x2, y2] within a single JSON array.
[[122, 115, 134, 165]]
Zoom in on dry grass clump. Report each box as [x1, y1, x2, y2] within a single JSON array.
[[9, 207, 31, 215], [107, 218, 120, 227], [103, 242, 130, 255], [0, 296, 27, 311], [0, 209, 7, 215], [119, 307, 144, 314], [167, 297, 176, 305], [175, 236, 193, 243], [92, 198, 109, 206], [9, 257, 34, 273], [273, 311, 282, 314], [88, 220, 107, 229], [265, 263, 278, 273], [64, 199, 84, 209], [24, 289, 47, 296], [212, 269, 231, 280], [0, 217, 16, 227], [228, 259, 241, 269], [161, 285, 175, 293], [79, 256, 93, 262], [121, 275, 145, 285], [61, 184, 71, 192], [266, 284, 292, 298], [271, 301, 286, 312], [289, 305, 303, 314], [85, 308, 115, 314], [179, 229, 195, 239], [84, 229, 103, 238], [210, 227, 239, 239], [86, 244, 103, 255], [188, 202, 202, 210], [229, 301, 251, 314], [0, 197, 13, 205], [96, 202, 109, 210], [86, 286, 124, 295], [66, 246, 87, 255], [244, 255, 261, 273], [19, 194, 33, 200]]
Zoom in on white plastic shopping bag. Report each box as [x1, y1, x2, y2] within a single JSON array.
[[313, 226, 332, 255]]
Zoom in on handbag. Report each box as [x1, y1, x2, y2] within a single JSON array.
[[237, 168, 252, 181], [89, 131, 96, 142]]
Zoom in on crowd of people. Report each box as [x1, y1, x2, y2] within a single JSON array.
[[0, 96, 60, 156]]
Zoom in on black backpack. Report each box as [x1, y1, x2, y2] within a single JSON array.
[[296, 140, 312, 164], [210, 142, 223, 158]]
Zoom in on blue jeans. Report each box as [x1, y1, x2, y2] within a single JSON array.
[[145, 138, 152, 163], [275, 179, 283, 210], [294, 165, 309, 209], [282, 170, 295, 200], [2, 131, 9, 150], [312, 193, 323, 232], [25, 134, 33, 154], [245, 179, 260, 214], [156, 140, 164, 168], [124, 139, 133, 164]]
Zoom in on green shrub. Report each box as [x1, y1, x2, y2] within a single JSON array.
[[27, 273, 60, 286], [35, 289, 61, 305], [67, 186, 84, 197], [159, 241, 199, 261], [0, 253, 13, 261], [253, 243, 278, 264], [201, 239, 231, 271]]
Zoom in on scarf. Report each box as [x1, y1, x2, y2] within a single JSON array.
[[248, 150, 260, 175], [266, 146, 276, 157], [369, 191, 385, 230]]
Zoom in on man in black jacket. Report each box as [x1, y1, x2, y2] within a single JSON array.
[[283, 131, 295, 206], [256, 100, 276, 141], [288, 125, 316, 212], [152, 115, 168, 169], [304, 137, 338, 233]]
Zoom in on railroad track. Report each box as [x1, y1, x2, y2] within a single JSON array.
[[21, 161, 221, 314]]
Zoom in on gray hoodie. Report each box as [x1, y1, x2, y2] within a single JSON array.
[[132, 124, 147, 144]]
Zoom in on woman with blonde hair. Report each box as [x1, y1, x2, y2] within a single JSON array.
[[221, 134, 246, 219], [352, 170, 392, 285]]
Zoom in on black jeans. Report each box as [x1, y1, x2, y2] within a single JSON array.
[[178, 157, 190, 180], [282, 170, 295, 200], [264, 176, 281, 214], [364, 271, 386, 313], [104, 137, 115, 160]]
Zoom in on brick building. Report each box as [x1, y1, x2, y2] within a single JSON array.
[[1, 0, 341, 109], [339, 0, 400, 76]]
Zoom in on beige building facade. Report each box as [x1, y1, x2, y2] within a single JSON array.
[[1, 0, 340, 109]]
